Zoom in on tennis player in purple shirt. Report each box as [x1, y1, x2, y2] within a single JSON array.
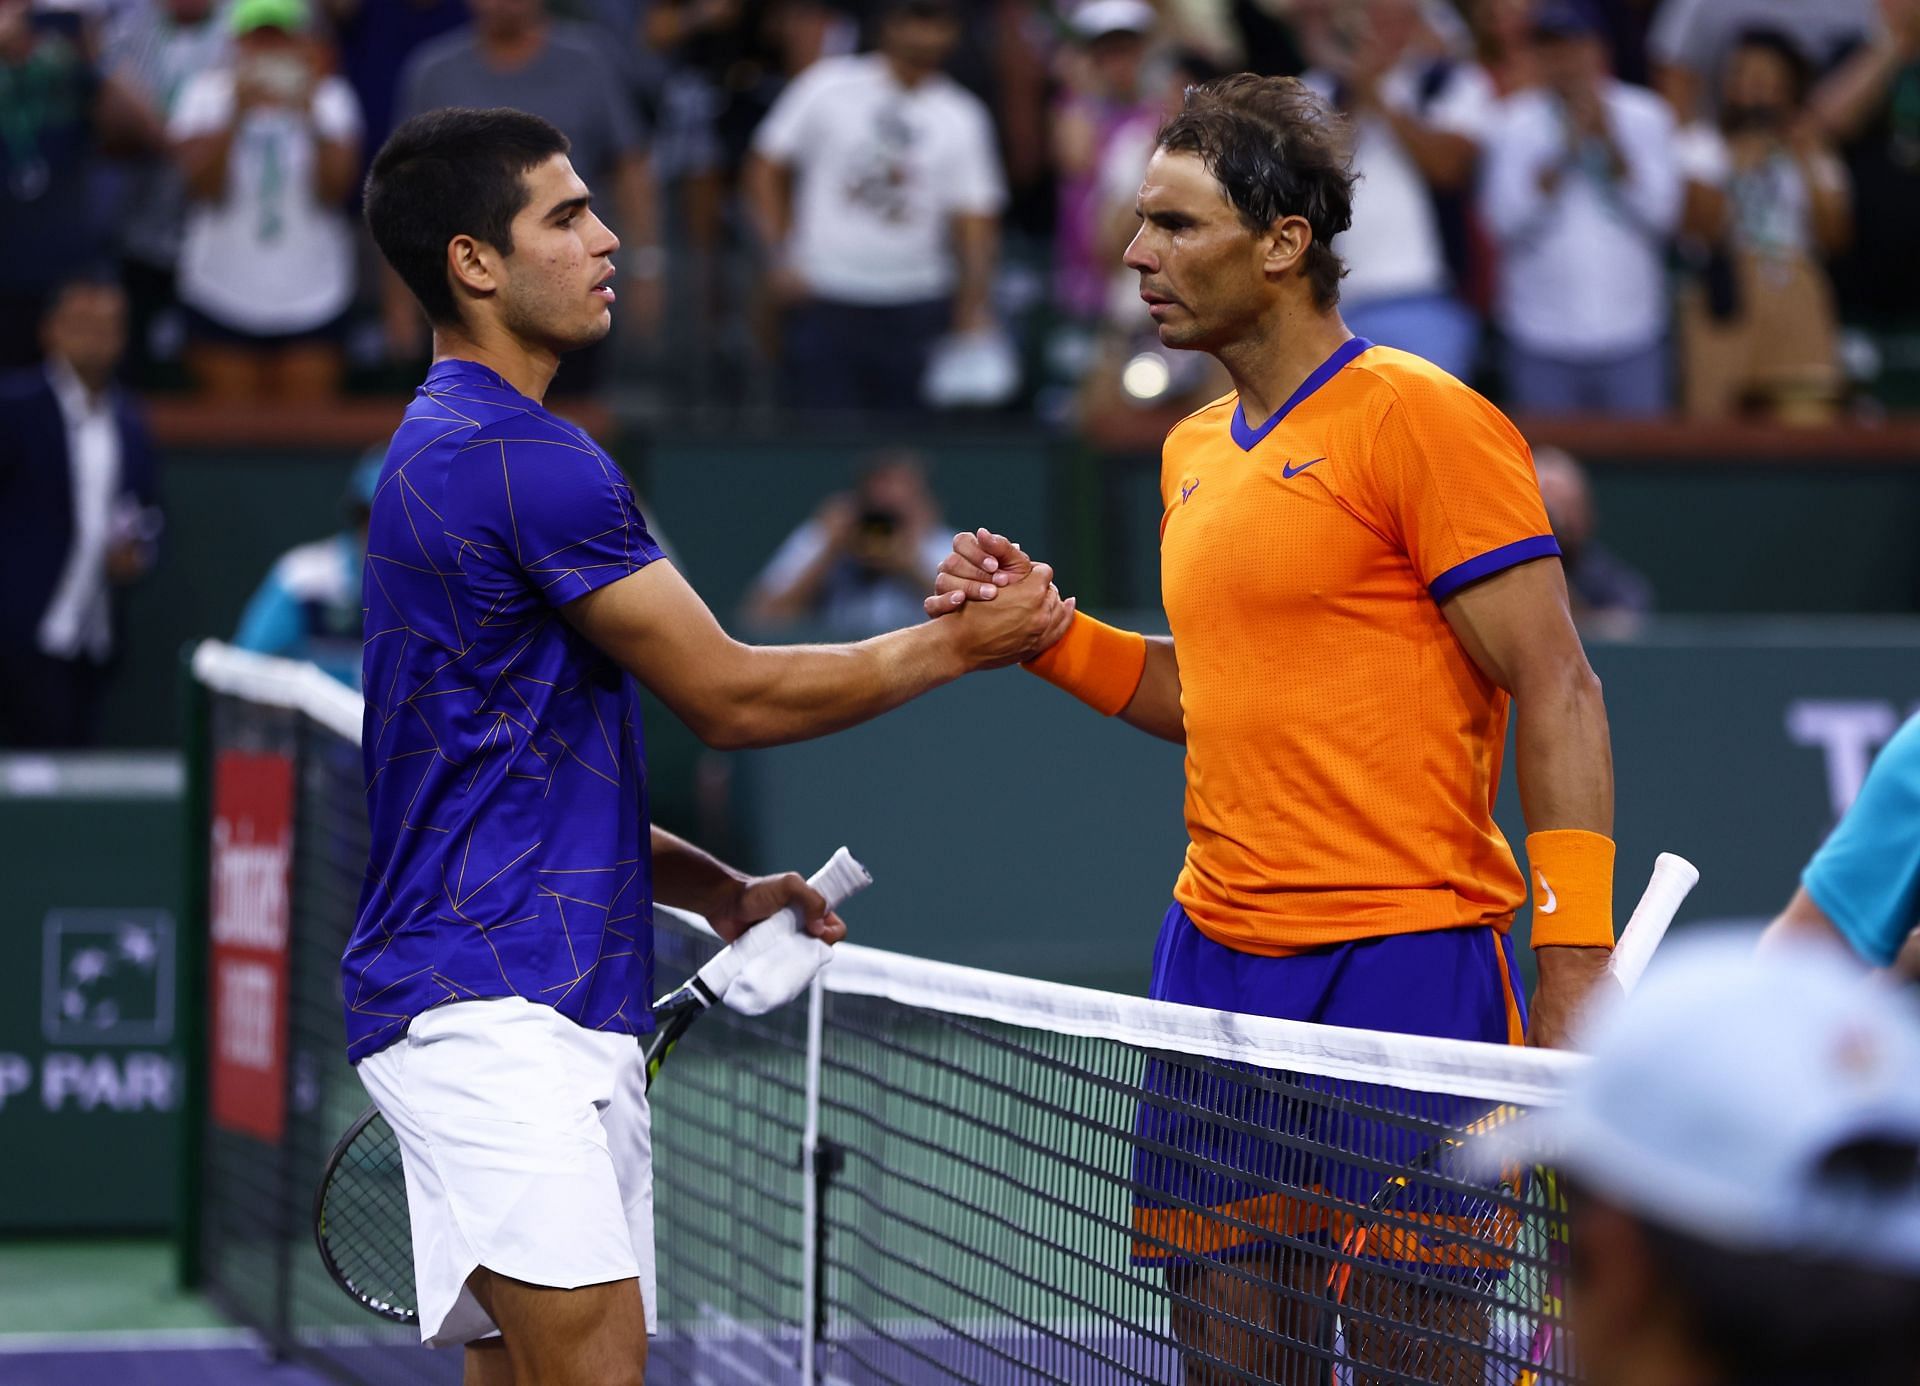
[[349, 107, 1068, 1384]]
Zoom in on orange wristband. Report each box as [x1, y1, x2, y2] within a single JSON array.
[[1525, 829, 1615, 950], [1022, 612, 1147, 717]]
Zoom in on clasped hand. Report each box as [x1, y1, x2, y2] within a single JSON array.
[[924, 529, 1074, 669]]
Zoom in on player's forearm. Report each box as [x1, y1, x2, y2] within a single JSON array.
[[1512, 661, 1613, 836], [650, 825, 749, 919], [691, 623, 966, 751], [1117, 638, 1185, 744]]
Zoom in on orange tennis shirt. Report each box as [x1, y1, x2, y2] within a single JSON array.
[[1159, 338, 1558, 955]]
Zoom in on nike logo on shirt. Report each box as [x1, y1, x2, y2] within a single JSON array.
[[1282, 457, 1326, 479]]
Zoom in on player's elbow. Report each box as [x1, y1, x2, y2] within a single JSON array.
[[682, 701, 760, 752], [684, 691, 787, 752], [1512, 650, 1604, 715]]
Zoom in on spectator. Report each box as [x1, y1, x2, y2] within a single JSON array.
[[1677, 29, 1852, 421], [1302, 0, 1497, 381], [0, 2, 162, 372], [1532, 445, 1653, 635], [1483, 933, 1920, 1386], [642, 0, 788, 377], [393, 0, 663, 389], [232, 452, 378, 688], [743, 0, 1007, 413], [743, 451, 951, 636], [1762, 709, 1920, 980], [1466, 0, 1543, 97], [171, 0, 362, 403], [321, 0, 469, 180], [1481, 0, 1682, 416], [101, 0, 232, 381], [1052, 0, 1161, 326], [1650, 0, 1883, 120], [0, 278, 161, 749], [1813, 0, 1920, 329]]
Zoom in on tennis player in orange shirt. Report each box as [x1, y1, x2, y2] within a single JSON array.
[[932, 74, 1619, 1382]]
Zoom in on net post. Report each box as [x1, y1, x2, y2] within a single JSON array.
[[798, 970, 827, 1386], [174, 641, 213, 1292], [267, 713, 312, 1360]]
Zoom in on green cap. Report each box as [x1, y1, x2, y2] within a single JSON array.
[[229, 0, 309, 35]]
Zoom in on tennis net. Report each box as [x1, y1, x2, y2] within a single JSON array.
[[186, 641, 1586, 1386]]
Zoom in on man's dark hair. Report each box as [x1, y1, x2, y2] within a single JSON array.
[[1727, 26, 1813, 102], [1155, 75, 1355, 309], [364, 108, 571, 326], [1634, 1217, 1920, 1383], [39, 268, 124, 322]]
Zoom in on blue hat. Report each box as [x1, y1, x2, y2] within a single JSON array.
[[1531, 0, 1600, 39], [1476, 930, 1920, 1273]]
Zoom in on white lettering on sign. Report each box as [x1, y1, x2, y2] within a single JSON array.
[[209, 817, 291, 949], [1785, 700, 1920, 817], [38, 1052, 179, 1113], [0, 1054, 30, 1111], [216, 960, 277, 1069]]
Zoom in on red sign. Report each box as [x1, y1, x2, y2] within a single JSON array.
[[208, 750, 294, 1142]]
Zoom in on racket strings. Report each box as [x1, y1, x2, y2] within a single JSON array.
[[317, 1118, 417, 1321]]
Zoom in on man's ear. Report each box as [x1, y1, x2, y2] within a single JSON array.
[[1262, 214, 1313, 279], [447, 234, 501, 302]]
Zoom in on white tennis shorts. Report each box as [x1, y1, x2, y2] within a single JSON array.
[[355, 996, 657, 1347]]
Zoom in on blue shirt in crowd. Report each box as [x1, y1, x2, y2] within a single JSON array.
[[344, 359, 665, 1063], [1804, 712, 1920, 969]]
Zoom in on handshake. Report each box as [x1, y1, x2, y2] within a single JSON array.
[[921, 528, 1075, 672]]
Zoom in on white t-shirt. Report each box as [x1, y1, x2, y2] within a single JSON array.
[[1302, 60, 1498, 305], [171, 70, 362, 335], [753, 55, 1006, 306], [1481, 82, 1682, 360]]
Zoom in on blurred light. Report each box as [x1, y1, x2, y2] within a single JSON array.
[[1121, 352, 1172, 402]]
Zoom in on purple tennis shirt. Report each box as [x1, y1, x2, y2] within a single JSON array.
[[345, 358, 665, 1063]]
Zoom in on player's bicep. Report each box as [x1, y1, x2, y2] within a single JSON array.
[[562, 562, 753, 740], [1437, 556, 1586, 697]]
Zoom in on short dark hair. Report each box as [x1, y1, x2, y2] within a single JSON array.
[[1635, 1217, 1920, 1383], [364, 108, 571, 326], [39, 269, 124, 322], [1727, 26, 1813, 100], [1155, 75, 1354, 309]]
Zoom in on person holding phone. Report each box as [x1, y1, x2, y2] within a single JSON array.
[[743, 449, 953, 637]]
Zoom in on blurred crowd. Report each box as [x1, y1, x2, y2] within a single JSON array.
[[4, 0, 1920, 421]]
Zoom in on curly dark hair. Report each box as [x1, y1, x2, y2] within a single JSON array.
[[1156, 75, 1356, 309]]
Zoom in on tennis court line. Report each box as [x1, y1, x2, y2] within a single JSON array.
[[0, 1327, 261, 1354]]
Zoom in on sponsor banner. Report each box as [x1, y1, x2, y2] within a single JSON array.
[[208, 750, 294, 1142]]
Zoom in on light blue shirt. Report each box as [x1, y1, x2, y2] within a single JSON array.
[[1803, 712, 1920, 967]]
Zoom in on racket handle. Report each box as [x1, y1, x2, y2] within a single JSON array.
[[1609, 852, 1698, 994], [810, 846, 874, 910], [697, 848, 873, 1015]]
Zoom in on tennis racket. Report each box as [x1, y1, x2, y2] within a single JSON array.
[[1324, 852, 1699, 1385], [312, 848, 872, 1324]]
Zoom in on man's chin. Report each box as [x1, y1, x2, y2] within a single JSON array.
[[560, 312, 613, 353]]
